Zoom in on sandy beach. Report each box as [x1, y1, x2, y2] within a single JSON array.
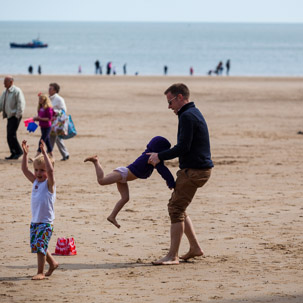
[[0, 75, 302, 303]]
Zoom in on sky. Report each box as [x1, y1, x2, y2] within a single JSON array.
[[1, 0, 303, 23]]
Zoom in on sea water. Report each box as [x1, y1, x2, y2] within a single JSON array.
[[0, 21, 302, 76]]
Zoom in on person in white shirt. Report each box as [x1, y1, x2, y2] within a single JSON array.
[[0, 76, 26, 159], [48, 83, 69, 161], [21, 139, 58, 280]]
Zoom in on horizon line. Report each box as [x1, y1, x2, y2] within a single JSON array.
[[1, 20, 303, 25]]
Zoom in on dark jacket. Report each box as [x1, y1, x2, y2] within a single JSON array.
[[158, 102, 213, 169], [127, 136, 175, 188]]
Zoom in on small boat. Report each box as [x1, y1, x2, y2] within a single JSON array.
[[10, 38, 48, 48]]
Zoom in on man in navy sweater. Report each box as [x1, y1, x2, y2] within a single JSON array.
[[148, 83, 213, 265]]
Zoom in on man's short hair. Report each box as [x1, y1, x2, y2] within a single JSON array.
[[49, 83, 60, 93], [164, 83, 190, 99]]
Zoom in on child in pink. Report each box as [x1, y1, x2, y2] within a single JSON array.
[[33, 94, 54, 157]]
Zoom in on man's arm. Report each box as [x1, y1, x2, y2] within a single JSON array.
[[16, 89, 26, 119], [155, 162, 175, 189]]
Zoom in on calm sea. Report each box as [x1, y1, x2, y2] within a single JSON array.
[[0, 21, 303, 76]]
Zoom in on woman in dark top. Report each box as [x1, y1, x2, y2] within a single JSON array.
[[84, 136, 175, 228]]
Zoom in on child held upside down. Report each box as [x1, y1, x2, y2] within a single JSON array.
[[84, 136, 175, 228]]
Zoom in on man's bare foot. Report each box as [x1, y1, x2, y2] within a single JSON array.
[[84, 155, 98, 163], [32, 273, 45, 280], [152, 256, 179, 265], [180, 248, 204, 261], [107, 216, 121, 228], [45, 263, 59, 276]]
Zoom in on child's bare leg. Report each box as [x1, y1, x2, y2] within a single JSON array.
[[45, 251, 59, 276], [32, 252, 46, 280], [84, 155, 105, 183], [107, 182, 129, 228]]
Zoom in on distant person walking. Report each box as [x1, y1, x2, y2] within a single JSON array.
[[123, 63, 127, 75], [28, 65, 33, 74], [164, 65, 168, 75], [215, 61, 223, 75], [38, 65, 42, 75], [190, 67, 194, 76], [95, 60, 100, 74], [226, 59, 231, 76], [0, 76, 26, 160], [48, 83, 70, 161], [106, 62, 112, 75]]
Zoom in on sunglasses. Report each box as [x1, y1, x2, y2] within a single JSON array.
[[167, 96, 177, 105]]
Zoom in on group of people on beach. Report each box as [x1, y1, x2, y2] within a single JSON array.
[[208, 59, 231, 76], [0, 77, 70, 162], [1, 79, 214, 280], [94, 60, 127, 75]]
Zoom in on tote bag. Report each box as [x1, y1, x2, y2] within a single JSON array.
[[59, 114, 77, 139]]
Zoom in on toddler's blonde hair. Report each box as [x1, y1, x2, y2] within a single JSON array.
[[33, 154, 55, 168]]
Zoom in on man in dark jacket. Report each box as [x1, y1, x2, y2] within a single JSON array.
[[148, 83, 213, 265]]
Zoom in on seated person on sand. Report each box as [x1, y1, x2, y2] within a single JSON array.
[[84, 136, 175, 228]]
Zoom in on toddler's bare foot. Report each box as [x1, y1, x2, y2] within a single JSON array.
[[180, 248, 204, 261], [152, 256, 179, 265], [107, 216, 121, 228], [45, 263, 59, 276], [32, 273, 45, 280], [84, 155, 98, 163]]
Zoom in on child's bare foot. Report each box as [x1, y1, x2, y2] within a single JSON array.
[[32, 273, 45, 280], [107, 216, 121, 228], [84, 155, 98, 163], [45, 263, 59, 276], [180, 248, 204, 261]]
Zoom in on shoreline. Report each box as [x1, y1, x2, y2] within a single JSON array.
[[2, 74, 303, 78]]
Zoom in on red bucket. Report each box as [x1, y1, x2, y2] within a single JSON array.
[[52, 237, 77, 256]]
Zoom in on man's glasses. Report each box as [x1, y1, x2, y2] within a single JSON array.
[[167, 96, 177, 105]]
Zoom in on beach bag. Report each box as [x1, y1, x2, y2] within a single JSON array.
[[51, 109, 68, 137], [59, 115, 77, 139], [52, 237, 77, 256]]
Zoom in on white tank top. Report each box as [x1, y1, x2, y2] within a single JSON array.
[[31, 179, 56, 224]]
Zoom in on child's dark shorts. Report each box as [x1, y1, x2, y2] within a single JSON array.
[[168, 168, 211, 223], [30, 223, 53, 255]]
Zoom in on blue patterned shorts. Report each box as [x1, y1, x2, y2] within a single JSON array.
[[30, 223, 53, 255]]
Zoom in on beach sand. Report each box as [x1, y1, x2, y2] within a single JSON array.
[[0, 75, 302, 302]]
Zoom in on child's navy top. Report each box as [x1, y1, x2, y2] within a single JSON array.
[[127, 136, 175, 188]]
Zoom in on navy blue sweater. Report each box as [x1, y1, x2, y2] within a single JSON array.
[[127, 136, 175, 188], [158, 102, 213, 169]]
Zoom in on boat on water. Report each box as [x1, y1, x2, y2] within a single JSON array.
[[10, 39, 48, 48]]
